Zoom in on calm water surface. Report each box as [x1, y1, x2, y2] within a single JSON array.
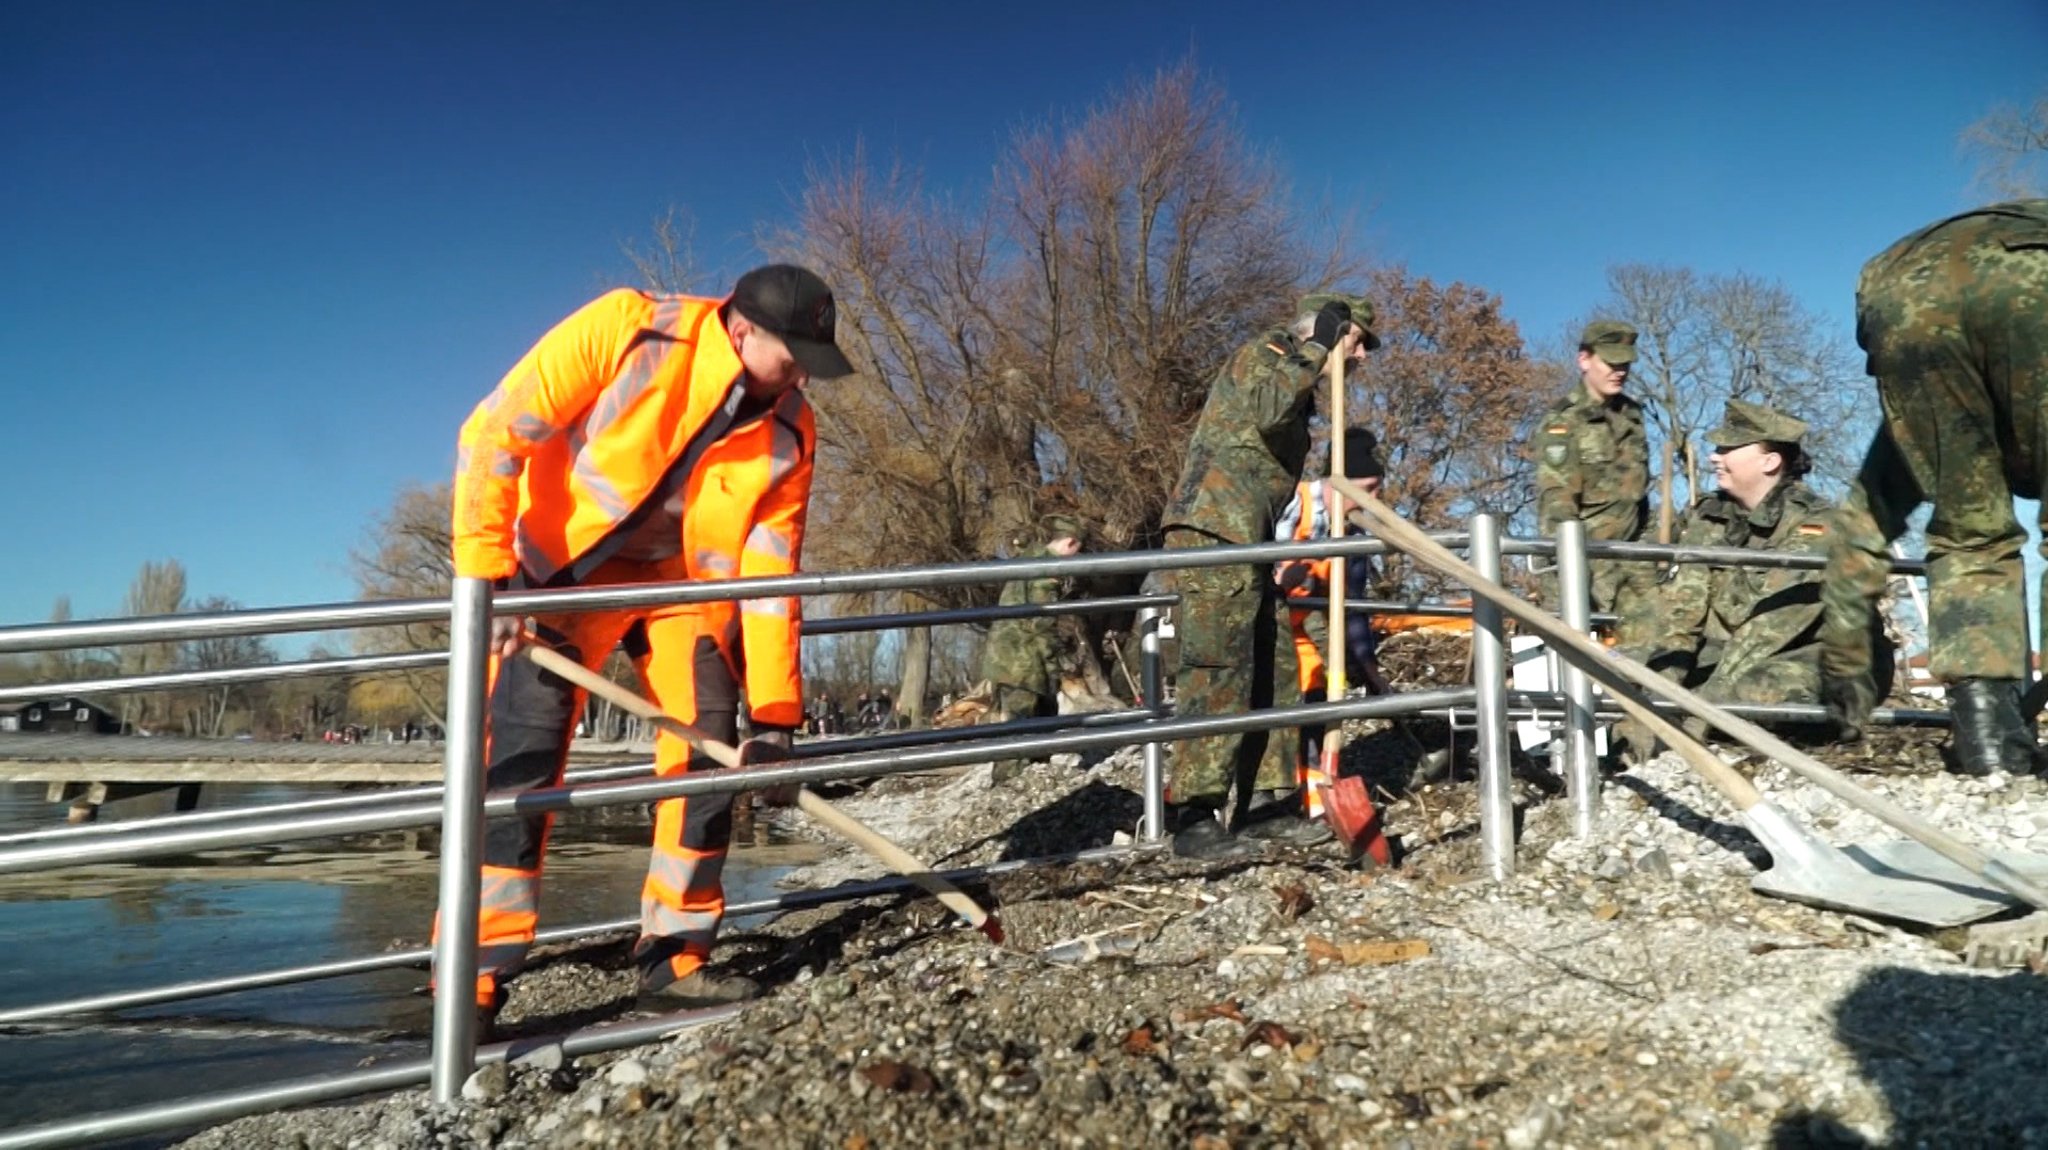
[[0, 781, 802, 1141]]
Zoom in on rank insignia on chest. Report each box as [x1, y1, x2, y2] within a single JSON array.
[[1544, 443, 1568, 464]]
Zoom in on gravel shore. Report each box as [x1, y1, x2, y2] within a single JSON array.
[[176, 638, 2048, 1149]]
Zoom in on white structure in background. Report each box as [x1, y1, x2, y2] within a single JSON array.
[[1512, 635, 1607, 755]]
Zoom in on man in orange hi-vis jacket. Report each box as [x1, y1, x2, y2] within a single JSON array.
[[441, 264, 851, 1028]]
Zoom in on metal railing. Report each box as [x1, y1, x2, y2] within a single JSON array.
[[0, 521, 1932, 1148]]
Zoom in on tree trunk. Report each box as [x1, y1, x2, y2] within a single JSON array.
[[1682, 440, 1700, 516], [1657, 436, 1676, 545], [897, 626, 931, 726]]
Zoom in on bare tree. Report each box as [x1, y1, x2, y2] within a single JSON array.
[[1962, 92, 2048, 199], [116, 559, 187, 733], [349, 481, 454, 729], [761, 60, 1358, 714], [181, 595, 274, 736], [35, 596, 111, 686], [1353, 268, 1553, 528], [621, 204, 705, 293], [1589, 264, 1868, 525]]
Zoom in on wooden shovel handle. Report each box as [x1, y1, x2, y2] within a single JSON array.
[[1326, 476, 2048, 913], [521, 644, 1001, 938]]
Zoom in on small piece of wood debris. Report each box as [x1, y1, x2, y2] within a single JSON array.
[[1305, 935, 1431, 965]]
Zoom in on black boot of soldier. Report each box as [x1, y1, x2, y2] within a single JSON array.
[[1170, 804, 1261, 861], [1945, 678, 2038, 777]]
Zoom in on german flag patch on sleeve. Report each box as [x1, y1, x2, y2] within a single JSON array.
[[1796, 523, 1828, 536]]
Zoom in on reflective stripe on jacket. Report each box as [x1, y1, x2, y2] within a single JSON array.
[[452, 289, 815, 727]]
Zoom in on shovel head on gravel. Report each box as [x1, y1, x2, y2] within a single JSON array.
[[1743, 805, 2048, 928]]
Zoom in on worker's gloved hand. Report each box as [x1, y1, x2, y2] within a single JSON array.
[[488, 616, 529, 660], [1276, 562, 1313, 593], [740, 728, 800, 806], [1308, 301, 1354, 354], [1821, 671, 1874, 744]]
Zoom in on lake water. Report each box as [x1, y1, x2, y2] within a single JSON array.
[[0, 781, 803, 1144]]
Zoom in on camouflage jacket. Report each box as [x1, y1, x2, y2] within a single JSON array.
[[980, 544, 1065, 686], [1532, 384, 1650, 543], [1646, 479, 1833, 682], [1163, 327, 1332, 545]]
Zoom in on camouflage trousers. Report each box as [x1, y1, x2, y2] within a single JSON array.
[[1618, 649, 1823, 754], [1546, 554, 1656, 647], [1696, 650, 1822, 709], [1822, 220, 2048, 685], [1165, 531, 1300, 810], [983, 625, 1058, 778]]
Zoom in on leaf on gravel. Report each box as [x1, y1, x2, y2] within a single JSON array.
[[859, 1059, 937, 1095], [1181, 998, 1247, 1023], [1190, 1134, 1231, 1150], [844, 1136, 870, 1150], [1592, 902, 1622, 922], [1241, 1020, 1301, 1050], [1305, 935, 1431, 965], [1121, 1021, 1162, 1056], [1274, 882, 1314, 921]]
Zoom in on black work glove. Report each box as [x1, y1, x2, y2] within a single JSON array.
[[1277, 562, 1313, 594], [739, 728, 799, 806], [1821, 672, 1873, 744], [1308, 301, 1353, 353]]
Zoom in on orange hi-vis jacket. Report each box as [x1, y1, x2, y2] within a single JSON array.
[[1278, 479, 1336, 695], [453, 289, 815, 728]]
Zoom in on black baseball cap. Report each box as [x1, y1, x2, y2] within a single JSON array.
[[730, 264, 855, 379]]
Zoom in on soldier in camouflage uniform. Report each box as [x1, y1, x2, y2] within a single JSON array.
[[982, 515, 1084, 784], [1821, 200, 2048, 776], [1161, 292, 1377, 858], [1533, 322, 1653, 633], [1619, 401, 1855, 755]]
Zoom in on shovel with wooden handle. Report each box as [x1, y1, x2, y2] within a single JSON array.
[[1327, 475, 2048, 927], [523, 645, 1005, 943], [1319, 342, 1393, 865]]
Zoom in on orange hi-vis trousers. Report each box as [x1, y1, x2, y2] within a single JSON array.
[[433, 557, 743, 1005]]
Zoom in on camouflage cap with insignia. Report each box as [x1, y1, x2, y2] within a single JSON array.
[[1579, 320, 1638, 365], [1298, 292, 1383, 351], [1707, 399, 1808, 449]]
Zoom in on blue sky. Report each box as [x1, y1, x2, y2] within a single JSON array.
[[2, 0, 2042, 636]]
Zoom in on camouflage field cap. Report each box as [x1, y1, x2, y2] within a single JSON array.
[[1298, 292, 1383, 351], [1579, 320, 1638, 365], [1043, 513, 1085, 543], [1707, 399, 1809, 449]]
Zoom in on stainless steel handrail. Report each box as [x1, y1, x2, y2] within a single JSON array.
[[0, 1007, 744, 1150], [0, 596, 1175, 704], [0, 708, 1156, 849], [0, 535, 1444, 653], [0, 688, 1476, 876]]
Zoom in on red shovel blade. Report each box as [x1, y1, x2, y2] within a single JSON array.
[[1324, 774, 1391, 866]]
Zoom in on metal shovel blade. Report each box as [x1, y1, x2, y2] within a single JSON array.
[[1743, 804, 2048, 928]]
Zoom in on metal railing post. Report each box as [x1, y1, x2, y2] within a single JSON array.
[[1137, 606, 1167, 841], [1556, 520, 1600, 838], [429, 577, 492, 1101], [1469, 513, 1514, 880]]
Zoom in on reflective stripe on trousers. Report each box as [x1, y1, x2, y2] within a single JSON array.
[[430, 555, 740, 1000]]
